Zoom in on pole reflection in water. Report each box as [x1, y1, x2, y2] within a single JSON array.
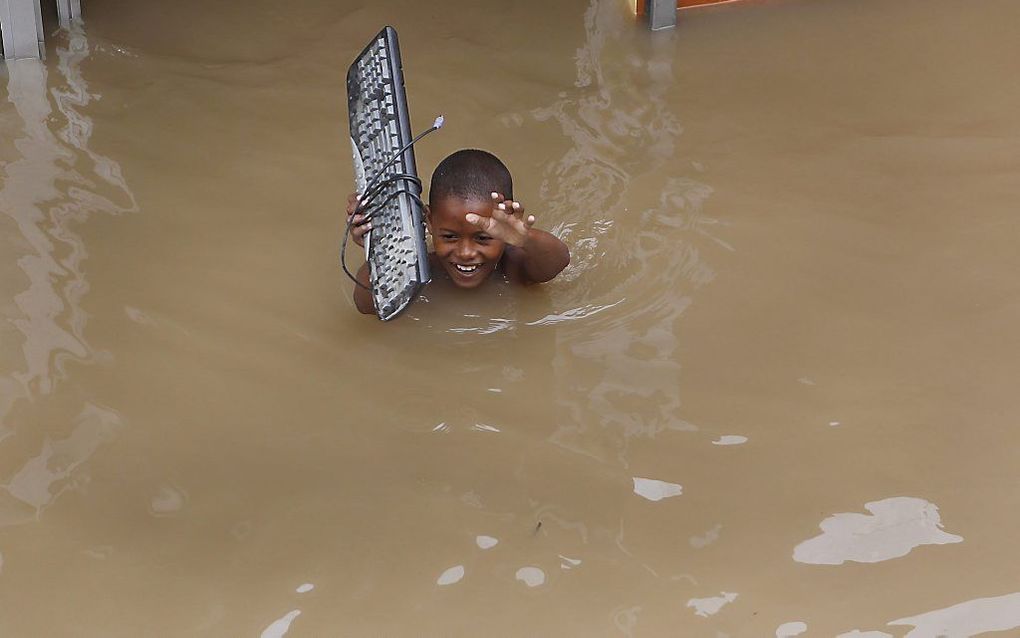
[[0, 25, 136, 526]]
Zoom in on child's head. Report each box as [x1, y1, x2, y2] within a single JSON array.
[[427, 150, 513, 288]]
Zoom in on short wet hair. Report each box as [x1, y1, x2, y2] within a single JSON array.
[[429, 149, 513, 206]]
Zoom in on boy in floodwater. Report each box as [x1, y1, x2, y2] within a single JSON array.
[[345, 149, 571, 314]]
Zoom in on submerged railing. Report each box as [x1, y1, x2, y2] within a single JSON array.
[[1, 0, 80, 60]]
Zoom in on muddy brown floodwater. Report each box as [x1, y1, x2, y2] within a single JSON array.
[[2, 0, 1020, 635]]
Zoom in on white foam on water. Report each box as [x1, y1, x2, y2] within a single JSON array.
[[836, 631, 893, 638], [436, 565, 465, 586], [888, 591, 1020, 637], [793, 497, 962, 565], [295, 583, 314, 594], [632, 477, 682, 502], [686, 591, 737, 617]]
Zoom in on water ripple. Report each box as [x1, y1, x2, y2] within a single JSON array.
[[0, 25, 137, 526]]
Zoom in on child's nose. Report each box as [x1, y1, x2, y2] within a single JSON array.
[[456, 240, 476, 259]]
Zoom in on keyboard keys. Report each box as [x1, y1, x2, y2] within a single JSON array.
[[346, 28, 429, 320]]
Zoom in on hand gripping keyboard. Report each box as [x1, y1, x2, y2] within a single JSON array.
[[346, 26, 430, 321]]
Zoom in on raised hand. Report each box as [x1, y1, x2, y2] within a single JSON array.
[[464, 192, 537, 248], [345, 192, 371, 247]]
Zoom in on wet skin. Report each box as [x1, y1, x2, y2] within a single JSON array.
[[427, 196, 507, 289], [350, 191, 567, 312]]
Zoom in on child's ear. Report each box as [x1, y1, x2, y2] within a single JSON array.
[[424, 204, 432, 229]]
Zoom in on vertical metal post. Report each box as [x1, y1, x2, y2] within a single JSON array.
[[55, 0, 81, 28], [0, 0, 45, 59], [649, 0, 677, 30], [55, 0, 69, 26], [32, 0, 43, 50]]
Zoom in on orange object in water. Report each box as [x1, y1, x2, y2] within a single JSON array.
[[634, 0, 749, 14]]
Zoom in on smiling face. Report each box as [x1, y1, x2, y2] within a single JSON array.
[[427, 196, 506, 288]]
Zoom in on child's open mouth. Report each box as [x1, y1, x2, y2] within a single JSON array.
[[452, 263, 481, 275]]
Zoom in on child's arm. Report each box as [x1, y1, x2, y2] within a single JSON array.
[[506, 227, 571, 283], [466, 192, 570, 284], [346, 193, 376, 314]]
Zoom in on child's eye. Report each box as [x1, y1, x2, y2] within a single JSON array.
[[441, 234, 457, 240], [476, 235, 492, 242]]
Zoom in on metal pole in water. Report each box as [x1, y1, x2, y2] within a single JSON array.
[[0, 0, 45, 59], [649, 0, 677, 30], [2, 0, 81, 60], [55, 0, 81, 29]]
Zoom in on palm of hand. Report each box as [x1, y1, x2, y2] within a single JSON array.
[[466, 193, 536, 248]]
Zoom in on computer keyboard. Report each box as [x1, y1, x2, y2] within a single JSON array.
[[346, 26, 430, 321]]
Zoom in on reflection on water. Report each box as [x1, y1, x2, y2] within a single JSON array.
[[889, 591, 1020, 637], [1, 24, 136, 531], [515, 565, 545, 587], [436, 564, 464, 586], [475, 534, 498, 549], [631, 476, 682, 501], [259, 609, 301, 638], [559, 553, 581, 569], [0, 402, 121, 524], [689, 522, 721, 549], [3, 0, 1020, 633], [711, 434, 747, 445], [686, 590, 738, 617], [775, 621, 808, 637], [148, 481, 187, 516], [793, 496, 963, 566], [525, 298, 625, 326], [533, 0, 719, 479]]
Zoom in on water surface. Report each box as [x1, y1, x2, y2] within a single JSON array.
[[2, 0, 1020, 635]]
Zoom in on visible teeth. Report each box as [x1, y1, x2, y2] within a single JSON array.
[[454, 264, 479, 273]]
